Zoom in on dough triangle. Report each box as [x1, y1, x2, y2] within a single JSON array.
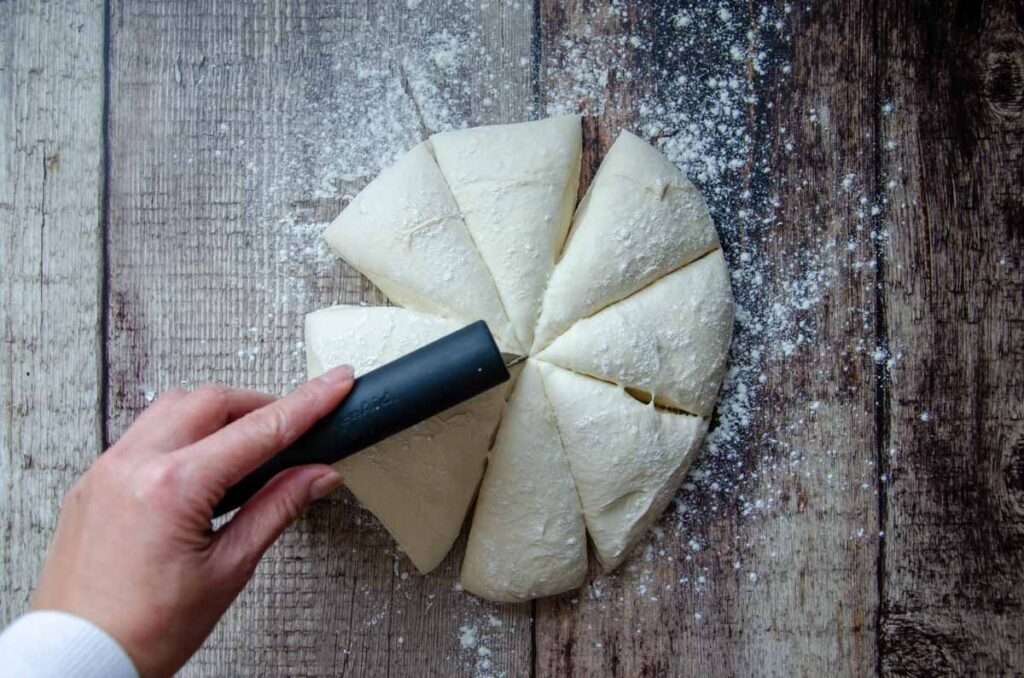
[[536, 249, 733, 418], [533, 130, 719, 352], [461, 360, 587, 601], [322, 142, 521, 353], [430, 115, 582, 349], [305, 305, 504, 573], [537, 362, 707, 572]]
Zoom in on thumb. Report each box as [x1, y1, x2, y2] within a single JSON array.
[[214, 465, 343, 574]]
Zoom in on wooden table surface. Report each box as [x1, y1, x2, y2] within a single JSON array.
[[2, 1, 1022, 675]]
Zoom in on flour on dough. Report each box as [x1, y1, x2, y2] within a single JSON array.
[[322, 142, 521, 353], [305, 305, 504, 573], [537, 249, 733, 418], [461, 359, 587, 602], [538, 361, 707, 572], [431, 115, 582, 350], [533, 130, 719, 352]]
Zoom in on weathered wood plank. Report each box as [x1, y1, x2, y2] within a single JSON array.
[[0, 0, 106, 624], [878, 1, 1024, 673], [535, 2, 882, 674], [3, 1, 1022, 674], [106, 1, 533, 675]]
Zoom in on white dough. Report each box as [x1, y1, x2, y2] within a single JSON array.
[[315, 116, 736, 597], [537, 362, 708, 572], [431, 115, 582, 350], [536, 250, 734, 417], [460, 360, 587, 602], [533, 130, 719, 352], [305, 305, 505, 573], [322, 142, 521, 353]]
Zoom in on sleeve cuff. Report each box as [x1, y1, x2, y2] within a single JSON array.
[[0, 610, 138, 678]]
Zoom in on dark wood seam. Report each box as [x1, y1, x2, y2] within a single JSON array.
[[99, 0, 113, 452], [871, 0, 890, 674]]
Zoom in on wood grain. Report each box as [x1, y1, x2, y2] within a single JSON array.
[[105, 1, 534, 675], [0, 0, 105, 623], [535, 2, 881, 674], [3, 0, 1024, 675], [877, 1, 1024, 673]]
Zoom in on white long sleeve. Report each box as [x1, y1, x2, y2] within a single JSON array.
[[0, 611, 138, 678]]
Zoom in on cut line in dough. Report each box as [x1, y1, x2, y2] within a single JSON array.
[[536, 249, 734, 418], [323, 142, 521, 353], [431, 115, 582, 350], [533, 130, 719, 353]]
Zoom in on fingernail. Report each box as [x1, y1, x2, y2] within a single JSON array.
[[310, 469, 344, 501], [318, 364, 354, 384]]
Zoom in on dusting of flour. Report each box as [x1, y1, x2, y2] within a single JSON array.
[[234, 0, 895, 672]]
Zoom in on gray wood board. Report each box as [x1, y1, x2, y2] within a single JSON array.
[[0, 0, 106, 623], [105, 1, 534, 675], [2, 0, 1023, 675]]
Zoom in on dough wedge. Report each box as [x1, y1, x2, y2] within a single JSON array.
[[322, 142, 520, 353], [538, 362, 707, 571], [461, 360, 587, 601], [431, 115, 582, 350], [305, 305, 505, 573]]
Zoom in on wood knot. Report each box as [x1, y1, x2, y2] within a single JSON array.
[[1006, 432, 1024, 488], [1000, 428, 1024, 521], [982, 36, 1024, 123], [882, 615, 964, 674]]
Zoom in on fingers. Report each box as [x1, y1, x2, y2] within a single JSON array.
[[156, 386, 276, 451], [180, 365, 355, 491], [212, 465, 343, 576], [113, 386, 277, 454]]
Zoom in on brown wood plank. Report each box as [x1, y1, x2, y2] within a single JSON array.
[[106, 1, 534, 675], [0, 0, 106, 624], [535, 2, 882, 675], [877, 2, 1024, 673]]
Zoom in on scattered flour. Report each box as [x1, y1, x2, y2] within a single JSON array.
[[458, 625, 478, 650], [457, 620, 504, 678], [192, 0, 901, 672], [138, 384, 156, 404]]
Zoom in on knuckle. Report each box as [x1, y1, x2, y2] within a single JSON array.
[[249, 406, 291, 448], [85, 454, 127, 489], [61, 474, 92, 513], [133, 459, 183, 504], [193, 384, 230, 409], [292, 382, 327, 416], [89, 452, 117, 476], [276, 491, 306, 525]]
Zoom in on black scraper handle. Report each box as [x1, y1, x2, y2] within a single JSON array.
[[213, 320, 511, 518]]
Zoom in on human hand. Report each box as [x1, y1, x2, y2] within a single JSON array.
[[29, 365, 355, 677]]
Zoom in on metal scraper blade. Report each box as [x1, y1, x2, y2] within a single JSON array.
[[501, 353, 526, 368]]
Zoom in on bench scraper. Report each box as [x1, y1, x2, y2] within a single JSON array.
[[213, 320, 523, 517]]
